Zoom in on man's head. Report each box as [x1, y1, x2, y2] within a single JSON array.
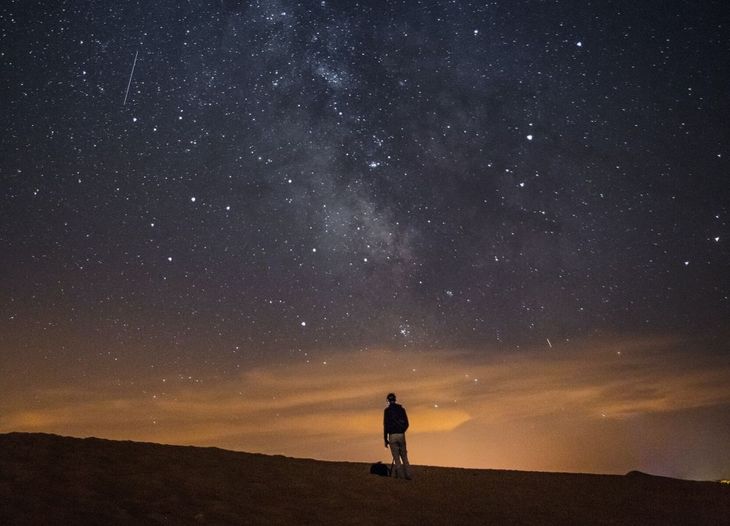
[[386, 393, 396, 403]]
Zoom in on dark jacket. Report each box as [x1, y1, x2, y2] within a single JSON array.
[[383, 402, 409, 440]]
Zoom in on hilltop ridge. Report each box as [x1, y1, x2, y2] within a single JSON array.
[[1, 432, 728, 525]]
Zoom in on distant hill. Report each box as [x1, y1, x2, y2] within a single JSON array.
[[1, 432, 728, 525]]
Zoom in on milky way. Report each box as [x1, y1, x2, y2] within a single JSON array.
[[2, 1, 729, 478]]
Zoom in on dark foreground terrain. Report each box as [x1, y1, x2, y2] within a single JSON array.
[[1, 432, 728, 525]]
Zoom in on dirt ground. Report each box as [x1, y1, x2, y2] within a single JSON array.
[[1, 432, 728, 525]]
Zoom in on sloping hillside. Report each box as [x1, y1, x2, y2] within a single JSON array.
[[0, 432, 727, 525]]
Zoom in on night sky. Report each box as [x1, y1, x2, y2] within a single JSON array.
[[2, 1, 730, 480]]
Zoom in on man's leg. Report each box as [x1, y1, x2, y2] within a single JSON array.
[[399, 437, 411, 479], [389, 436, 402, 477]]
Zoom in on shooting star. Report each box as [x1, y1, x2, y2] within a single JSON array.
[[123, 50, 138, 106], [546, 338, 552, 348]]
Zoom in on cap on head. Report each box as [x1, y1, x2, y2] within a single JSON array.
[[386, 393, 396, 402]]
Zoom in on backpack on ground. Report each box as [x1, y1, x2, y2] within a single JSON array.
[[369, 461, 393, 477]]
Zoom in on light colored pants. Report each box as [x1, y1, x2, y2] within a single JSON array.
[[388, 433, 411, 478]]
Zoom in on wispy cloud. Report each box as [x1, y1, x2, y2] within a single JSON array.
[[3, 335, 729, 477]]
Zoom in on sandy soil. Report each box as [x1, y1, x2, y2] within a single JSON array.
[[0, 432, 728, 525]]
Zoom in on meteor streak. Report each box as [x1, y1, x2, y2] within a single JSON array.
[[123, 50, 138, 106]]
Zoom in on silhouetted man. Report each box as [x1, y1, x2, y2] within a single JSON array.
[[383, 392, 411, 479]]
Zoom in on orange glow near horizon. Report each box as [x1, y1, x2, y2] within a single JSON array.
[[2, 334, 730, 480]]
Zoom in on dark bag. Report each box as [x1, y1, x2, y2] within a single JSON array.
[[370, 461, 392, 477]]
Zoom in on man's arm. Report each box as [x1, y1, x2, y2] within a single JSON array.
[[383, 409, 389, 447]]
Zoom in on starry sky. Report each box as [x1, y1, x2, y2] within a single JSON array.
[[2, 1, 730, 480]]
